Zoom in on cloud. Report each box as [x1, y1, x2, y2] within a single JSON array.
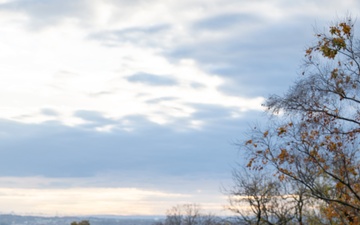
[[89, 24, 171, 47], [40, 108, 59, 116], [0, 0, 94, 29], [145, 97, 178, 104], [193, 12, 261, 30], [74, 110, 115, 125], [166, 15, 314, 97], [126, 72, 178, 86], [0, 108, 252, 179], [190, 104, 233, 119], [0, 114, 242, 215]]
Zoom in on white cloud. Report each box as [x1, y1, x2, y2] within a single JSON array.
[[0, 0, 356, 132], [0, 8, 264, 129]]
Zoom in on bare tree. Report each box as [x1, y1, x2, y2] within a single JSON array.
[[165, 205, 184, 225], [165, 204, 201, 225], [227, 168, 315, 225], [163, 204, 223, 225], [183, 204, 201, 225]]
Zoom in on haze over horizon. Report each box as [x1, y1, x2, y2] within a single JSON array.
[[0, 0, 358, 216]]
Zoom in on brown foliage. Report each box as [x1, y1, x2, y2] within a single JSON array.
[[243, 18, 360, 224]]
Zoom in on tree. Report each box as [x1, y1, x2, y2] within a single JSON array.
[[71, 220, 90, 225], [159, 204, 224, 225], [165, 204, 202, 225], [240, 17, 360, 224], [227, 169, 315, 225]]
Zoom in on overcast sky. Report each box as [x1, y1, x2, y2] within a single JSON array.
[[0, 0, 359, 216]]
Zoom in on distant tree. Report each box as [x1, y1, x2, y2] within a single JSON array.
[[165, 204, 201, 225], [199, 213, 223, 225], [236, 17, 360, 224], [71, 220, 90, 225], [160, 204, 224, 225]]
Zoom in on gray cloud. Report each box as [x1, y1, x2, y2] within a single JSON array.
[[74, 110, 115, 125], [88, 91, 116, 98], [0, 106, 252, 183], [89, 24, 171, 47], [190, 82, 206, 89], [168, 17, 314, 97], [145, 97, 178, 104], [41, 108, 59, 116], [193, 12, 262, 30], [190, 104, 233, 120], [126, 72, 178, 86], [188, 103, 265, 132]]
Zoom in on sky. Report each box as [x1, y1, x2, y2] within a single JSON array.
[[0, 0, 359, 217]]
